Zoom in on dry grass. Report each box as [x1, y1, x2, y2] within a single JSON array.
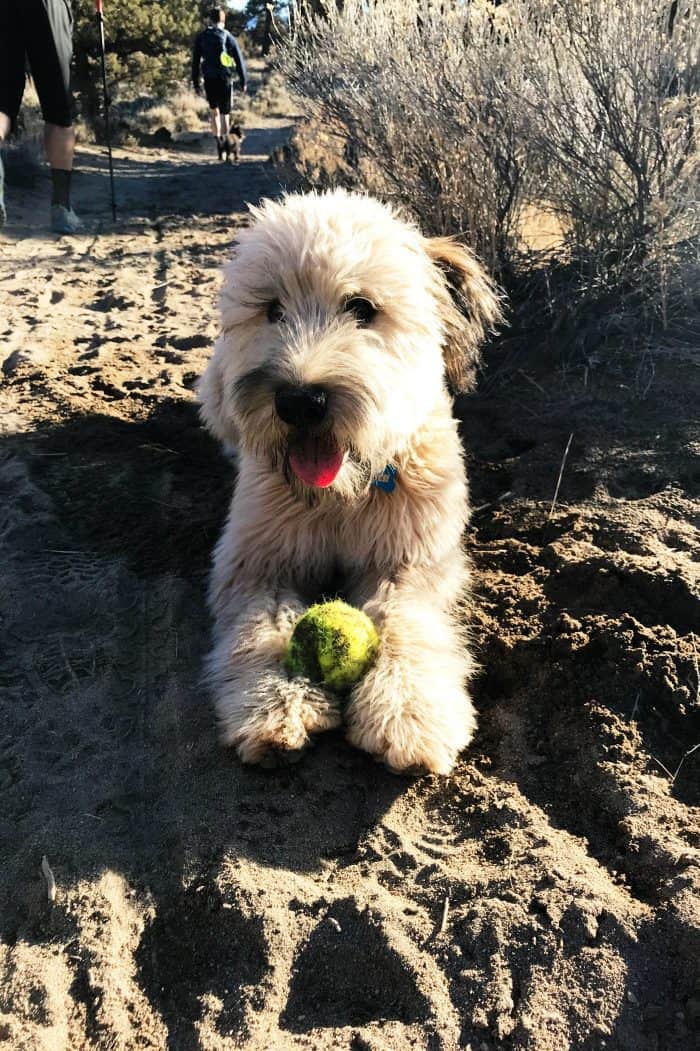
[[109, 56, 282, 146], [248, 70, 295, 118], [110, 88, 211, 145]]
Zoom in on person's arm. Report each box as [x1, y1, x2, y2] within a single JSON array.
[[191, 33, 202, 93], [226, 32, 247, 92]]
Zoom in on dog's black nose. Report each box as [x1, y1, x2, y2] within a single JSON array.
[[275, 386, 328, 428]]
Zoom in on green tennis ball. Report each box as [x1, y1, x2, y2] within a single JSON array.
[[284, 600, 379, 692]]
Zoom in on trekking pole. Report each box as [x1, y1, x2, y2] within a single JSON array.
[[95, 0, 117, 220]]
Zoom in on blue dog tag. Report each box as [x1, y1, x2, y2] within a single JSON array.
[[372, 464, 398, 493]]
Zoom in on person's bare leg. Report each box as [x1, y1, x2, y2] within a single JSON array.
[[44, 122, 74, 170], [220, 113, 235, 162], [209, 108, 224, 159], [45, 123, 81, 231], [0, 111, 11, 225]]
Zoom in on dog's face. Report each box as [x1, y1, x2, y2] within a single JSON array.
[[199, 190, 501, 500]]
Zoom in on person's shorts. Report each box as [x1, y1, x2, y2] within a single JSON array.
[[0, 0, 74, 129], [203, 76, 233, 116]]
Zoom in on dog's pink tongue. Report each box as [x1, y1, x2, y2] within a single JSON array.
[[289, 441, 344, 488]]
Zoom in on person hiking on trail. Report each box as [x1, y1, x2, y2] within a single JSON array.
[[0, 0, 81, 233], [192, 6, 247, 163]]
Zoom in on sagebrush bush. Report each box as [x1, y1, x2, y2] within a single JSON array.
[[249, 71, 295, 117], [283, 0, 533, 267], [281, 0, 699, 336]]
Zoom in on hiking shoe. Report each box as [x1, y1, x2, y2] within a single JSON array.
[[0, 152, 6, 227], [51, 204, 82, 234], [216, 137, 225, 161]]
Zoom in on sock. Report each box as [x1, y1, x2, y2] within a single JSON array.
[[51, 168, 72, 209]]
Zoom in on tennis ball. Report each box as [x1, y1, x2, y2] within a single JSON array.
[[284, 600, 379, 692]]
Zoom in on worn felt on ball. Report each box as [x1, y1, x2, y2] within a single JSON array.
[[284, 600, 379, 692]]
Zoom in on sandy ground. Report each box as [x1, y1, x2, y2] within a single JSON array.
[[1, 95, 699, 1051]]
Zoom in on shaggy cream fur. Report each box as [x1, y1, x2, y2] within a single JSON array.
[[199, 189, 501, 774]]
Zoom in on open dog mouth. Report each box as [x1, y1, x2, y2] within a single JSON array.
[[287, 434, 346, 488]]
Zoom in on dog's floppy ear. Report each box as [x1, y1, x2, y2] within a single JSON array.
[[198, 350, 240, 447], [425, 236, 503, 393]]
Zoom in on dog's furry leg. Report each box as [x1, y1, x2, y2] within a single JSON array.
[[346, 570, 476, 775], [207, 587, 342, 766]]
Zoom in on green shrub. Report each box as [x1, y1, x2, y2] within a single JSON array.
[[72, 1, 207, 131]]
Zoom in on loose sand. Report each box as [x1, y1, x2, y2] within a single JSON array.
[[1, 98, 698, 1051]]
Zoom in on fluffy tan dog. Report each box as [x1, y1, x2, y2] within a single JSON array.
[[199, 189, 501, 774]]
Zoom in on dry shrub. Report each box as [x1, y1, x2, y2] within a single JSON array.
[[248, 70, 295, 117], [283, 115, 352, 188], [110, 89, 210, 144], [109, 56, 279, 146], [283, 0, 535, 268], [1, 83, 44, 188], [519, 0, 700, 331], [281, 0, 700, 338]]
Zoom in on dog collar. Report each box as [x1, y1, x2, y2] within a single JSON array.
[[372, 464, 398, 493]]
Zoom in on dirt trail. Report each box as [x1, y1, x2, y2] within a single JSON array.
[[1, 102, 699, 1050]]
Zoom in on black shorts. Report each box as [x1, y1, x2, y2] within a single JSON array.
[[203, 76, 233, 116], [0, 0, 74, 128]]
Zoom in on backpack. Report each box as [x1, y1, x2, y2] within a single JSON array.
[[202, 26, 234, 79]]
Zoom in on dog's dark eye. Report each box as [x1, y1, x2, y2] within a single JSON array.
[[267, 299, 285, 323], [343, 296, 377, 327]]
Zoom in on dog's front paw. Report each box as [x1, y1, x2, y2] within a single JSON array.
[[345, 666, 476, 776], [346, 710, 459, 775], [217, 672, 341, 767]]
